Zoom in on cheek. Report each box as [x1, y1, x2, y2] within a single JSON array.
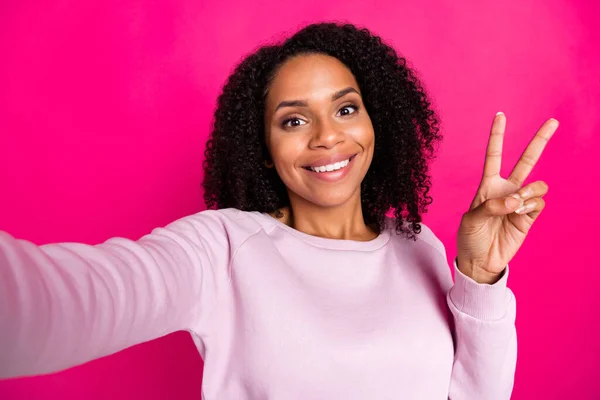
[[347, 121, 375, 149], [270, 135, 306, 169]]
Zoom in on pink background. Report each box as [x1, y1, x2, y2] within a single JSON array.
[[1, 0, 598, 398]]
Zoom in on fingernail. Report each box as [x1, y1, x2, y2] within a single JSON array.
[[515, 204, 531, 214], [496, 111, 504, 116], [506, 196, 522, 209]]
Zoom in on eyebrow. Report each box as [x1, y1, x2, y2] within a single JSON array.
[[273, 87, 360, 113]]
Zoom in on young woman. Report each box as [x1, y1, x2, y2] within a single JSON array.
[[0, 22, 557, 399]]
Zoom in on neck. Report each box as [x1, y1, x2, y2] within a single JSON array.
[[275, 189, 378, 242]]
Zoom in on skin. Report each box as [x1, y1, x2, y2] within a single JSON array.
[[263, 54, 559, 284], [264, 54, 377, 241], [456, 113, 558, 283]]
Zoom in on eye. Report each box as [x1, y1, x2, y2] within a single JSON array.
[[337, 103, 359, 117], [281, 117, 306, 129]]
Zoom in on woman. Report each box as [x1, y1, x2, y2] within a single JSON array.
[[0, 22, 557, 399]]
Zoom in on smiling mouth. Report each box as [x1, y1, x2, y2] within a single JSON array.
[[302, 154, 358, 173]]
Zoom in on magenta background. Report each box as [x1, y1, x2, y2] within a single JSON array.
[[0, 0, 598, 398]]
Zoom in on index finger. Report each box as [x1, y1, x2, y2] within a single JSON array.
[[507, 118, 559, 187]]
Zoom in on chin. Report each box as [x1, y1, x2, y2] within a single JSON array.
[[294, 186, 361, 209]]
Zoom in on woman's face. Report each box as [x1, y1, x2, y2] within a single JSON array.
[[264, 54, 375, 208]]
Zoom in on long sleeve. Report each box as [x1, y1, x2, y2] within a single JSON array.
[[0, 211, 230, 379], [446, 256, 517, 400]]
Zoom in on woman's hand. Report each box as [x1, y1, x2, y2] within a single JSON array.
[[456, 113, 559, 284]]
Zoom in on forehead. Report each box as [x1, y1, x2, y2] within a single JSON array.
[[266, 54, 359, 104]]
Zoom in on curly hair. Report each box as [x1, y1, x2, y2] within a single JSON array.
[[202, 22, 443, 240]]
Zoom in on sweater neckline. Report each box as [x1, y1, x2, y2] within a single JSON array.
[[255, 211, 391, 251]]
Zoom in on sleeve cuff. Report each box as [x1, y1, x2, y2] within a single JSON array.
[[449, 256, 512, 320]]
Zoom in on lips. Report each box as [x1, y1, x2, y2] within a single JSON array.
[[302, 153, 358, 169], [301, 153, 358, 183]]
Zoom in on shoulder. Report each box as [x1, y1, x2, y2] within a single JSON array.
[[169, 207, 265, 240], [386, 217, 448, 260], [151, 208, 271, 273], [386, 218, 453, 289], [164, 207, 279, 251], [414, 222, 447, 259]]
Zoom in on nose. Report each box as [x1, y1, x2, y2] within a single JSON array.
[[308, 117, 344, 150]]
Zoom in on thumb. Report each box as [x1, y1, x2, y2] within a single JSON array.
[[472, 194, 523, 219]]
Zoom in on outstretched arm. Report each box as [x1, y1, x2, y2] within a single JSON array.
[[0, 211, 228, 378]]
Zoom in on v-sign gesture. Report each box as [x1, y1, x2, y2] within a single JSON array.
[[456, 112, 559, 284]]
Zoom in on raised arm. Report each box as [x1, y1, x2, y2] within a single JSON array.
[[446, 257, 517, 399], [0, 211, 229, 378]]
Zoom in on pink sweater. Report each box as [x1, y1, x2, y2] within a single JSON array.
[[0, 208, 516, 399]]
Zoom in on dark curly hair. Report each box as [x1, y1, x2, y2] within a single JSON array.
[[202, 22, 443, 240]]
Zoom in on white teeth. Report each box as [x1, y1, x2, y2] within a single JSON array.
[[309, 158, 350, 173]]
